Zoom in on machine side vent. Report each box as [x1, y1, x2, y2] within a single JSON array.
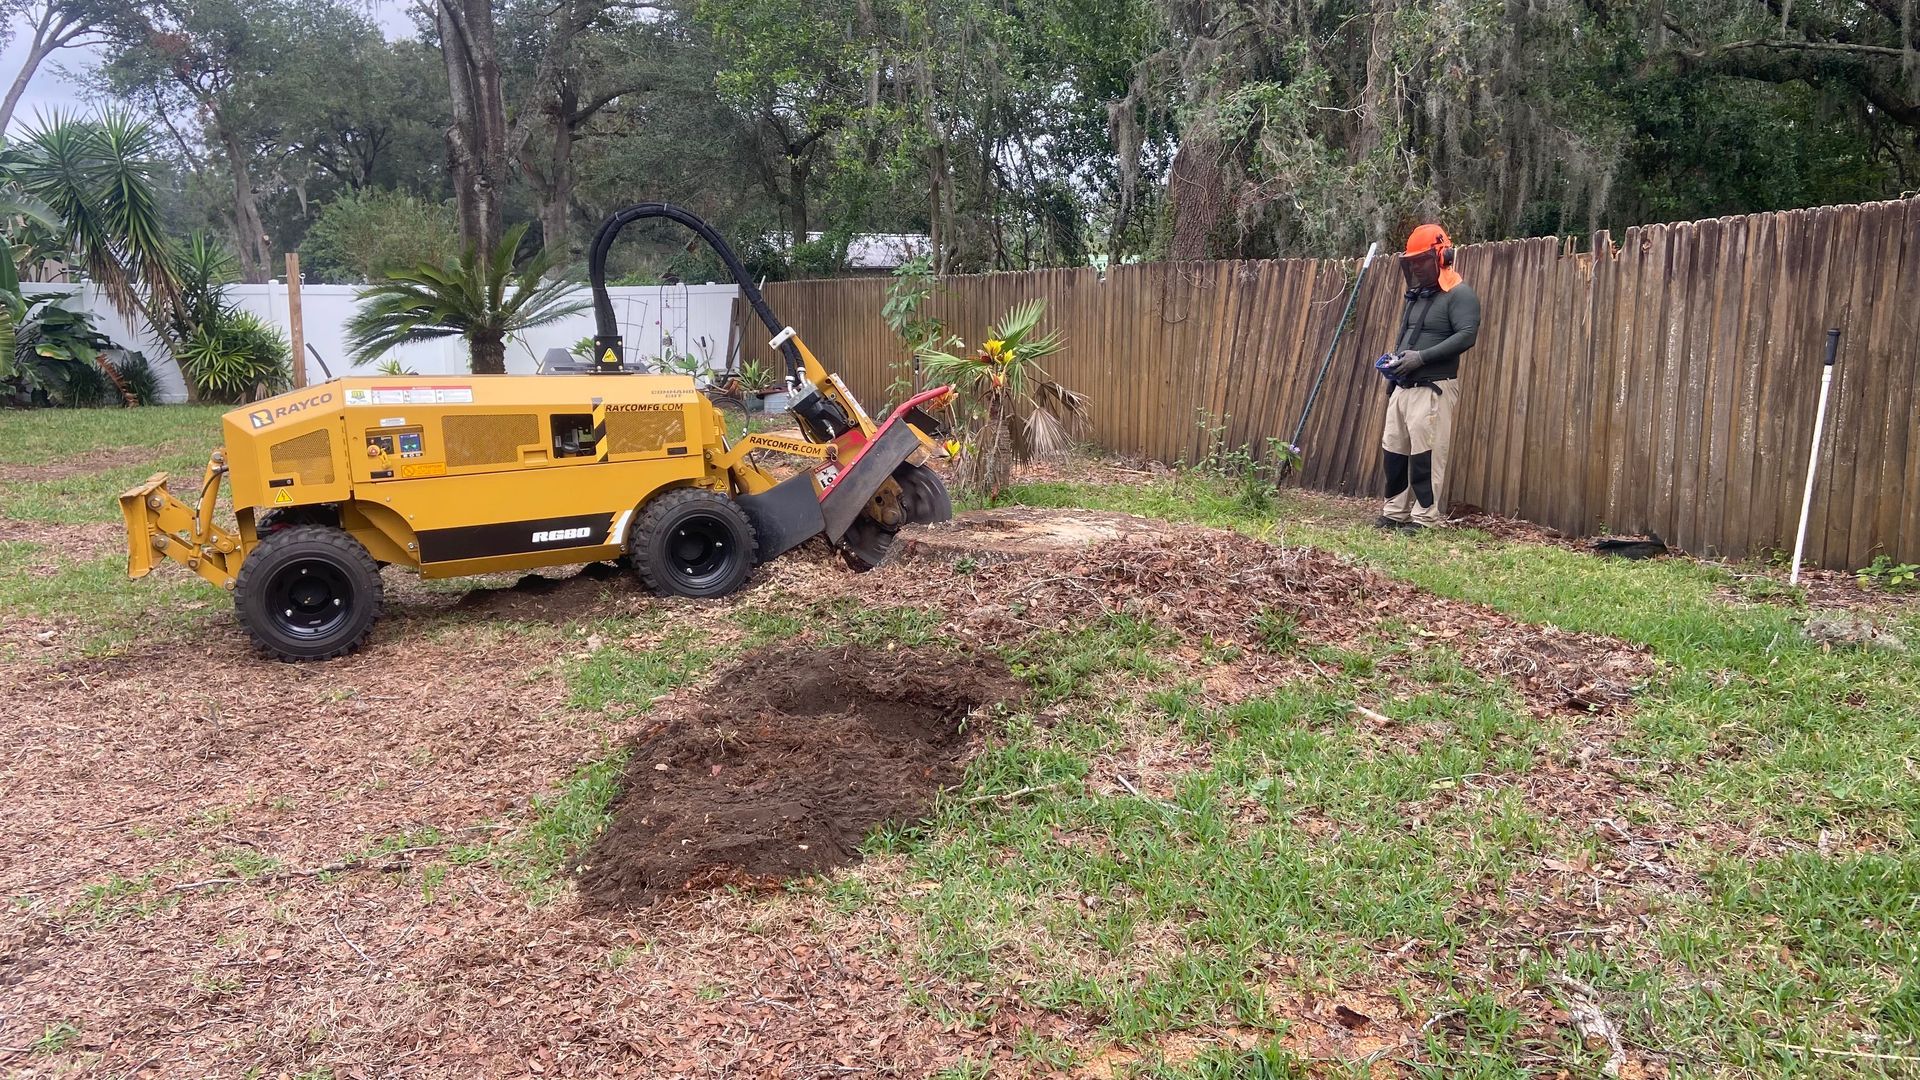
[[444, 413, 538, 468], [606, 412, 686, 456], [269, 429, 335, 485]]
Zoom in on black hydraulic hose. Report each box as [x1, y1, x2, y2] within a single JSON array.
[[587, 202, 800, 378]]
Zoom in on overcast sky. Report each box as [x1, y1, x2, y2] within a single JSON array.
[[2, 3, 421, 136], [0, 33, 99, 132]]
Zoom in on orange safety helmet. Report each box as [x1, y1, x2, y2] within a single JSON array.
[[1401, 224, 1461, 292]]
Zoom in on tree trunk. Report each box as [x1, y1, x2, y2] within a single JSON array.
[[0, 43, 49, 133], [220, 127, 273, 282], [1165, 134, 1229, 260], [535, 90, 576, 257], [788, 158, 810, 245], [0, 4, 87, 134], [470, 331, 507, 375], [437, 0, 509, 261]]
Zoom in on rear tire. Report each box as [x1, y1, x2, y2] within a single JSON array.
[[234, 525, 383, 661], [630, 488, 758, 598]]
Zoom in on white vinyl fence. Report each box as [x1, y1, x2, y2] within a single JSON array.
[[24, 281, 744, 404]]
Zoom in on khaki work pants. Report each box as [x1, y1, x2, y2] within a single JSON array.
[[1380, 377, 1457, 528]]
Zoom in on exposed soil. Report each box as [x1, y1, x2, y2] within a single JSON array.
[[576, 645, 1018, 908], [2, 444, 170, 483], [447, 560, 633, 621], [0, 518, 125, 564]]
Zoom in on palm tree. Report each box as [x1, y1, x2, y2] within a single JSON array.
[[1, 115, 171, 404], [919, 298, 1088, 500], [346, 223, 588, 375], [9, 110, 178, 327]]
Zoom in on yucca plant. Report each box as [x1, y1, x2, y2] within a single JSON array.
[[918, 298, 1088, 500], [346, 223, 587, 375], [11, 110, 178, 327], [157, 233, 289, 402]]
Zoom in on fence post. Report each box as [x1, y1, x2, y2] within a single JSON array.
[[286, 253, 307, 389]]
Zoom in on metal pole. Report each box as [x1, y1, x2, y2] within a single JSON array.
[[1789, 328, 1841, 585], [1287, 241, 1380, 456]]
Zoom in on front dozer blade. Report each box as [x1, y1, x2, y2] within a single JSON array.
[[819, 420, 921, 544], [120, 472, 172, 579]]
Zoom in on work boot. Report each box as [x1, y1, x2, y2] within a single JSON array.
[[1374, 515, 1413, 531]]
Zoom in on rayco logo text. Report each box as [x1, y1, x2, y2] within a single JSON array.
[[249, 391, 334, 429], [531, 527, 593, 544]]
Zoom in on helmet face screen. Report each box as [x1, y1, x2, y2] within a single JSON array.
[[1400, 249, 1442, 291]]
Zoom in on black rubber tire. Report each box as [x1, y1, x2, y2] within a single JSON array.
[[630, 488, 758, 598], [233, 524, 383, 662]]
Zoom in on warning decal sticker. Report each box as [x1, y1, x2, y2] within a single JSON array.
[[367, 385, 474, 405]]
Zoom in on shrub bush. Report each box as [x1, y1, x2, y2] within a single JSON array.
[[179, 311, 292, 402]]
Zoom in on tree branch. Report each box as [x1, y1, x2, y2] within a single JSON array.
[[1716, 37, 1911, 59], [568, 78, 658, 126]]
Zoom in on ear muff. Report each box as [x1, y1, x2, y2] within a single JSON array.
[[1440, 245, 1455, 268]]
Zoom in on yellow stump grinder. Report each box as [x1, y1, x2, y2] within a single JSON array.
[[120, 203, 955, 661]]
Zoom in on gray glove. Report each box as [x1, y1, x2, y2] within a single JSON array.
[[1385, 349, 1424, 376]]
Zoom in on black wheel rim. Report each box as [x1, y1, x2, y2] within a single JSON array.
[[666, 514, 735, 587], [264, 559, 355, 641]]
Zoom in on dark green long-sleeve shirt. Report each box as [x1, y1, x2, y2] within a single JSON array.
[[1394, 283, 1481, 381]]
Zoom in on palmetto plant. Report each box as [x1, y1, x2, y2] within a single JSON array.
[[346, 223, 588, 375], [919, 298, 1088, 500]]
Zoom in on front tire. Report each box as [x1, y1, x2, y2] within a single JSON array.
[[630, 488, 758, 598], [234, 525, 383, 661]]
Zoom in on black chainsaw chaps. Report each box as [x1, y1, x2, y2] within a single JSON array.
[[1410, 451, 1434, 508], [1384, 451, 1409, 498]]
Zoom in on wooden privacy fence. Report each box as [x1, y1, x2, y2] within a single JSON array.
[[741, 197, 1920, 571]]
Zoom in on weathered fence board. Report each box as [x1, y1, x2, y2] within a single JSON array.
[[742, 197, 1920, 570]]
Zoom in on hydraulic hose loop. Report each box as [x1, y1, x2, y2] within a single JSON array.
[[586, 202, 802, 378]]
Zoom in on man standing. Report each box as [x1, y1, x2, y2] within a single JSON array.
[[1377, 224, 1480, 530]]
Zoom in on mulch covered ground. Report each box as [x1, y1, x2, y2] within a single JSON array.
[[2, 482, 1906, 1076], [896, 507, 1654, 717]]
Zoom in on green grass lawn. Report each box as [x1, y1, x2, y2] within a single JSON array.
[[7, 405, 1916, 1077], [976, 473, 1919, 1077], [0, 404, 228, 525]]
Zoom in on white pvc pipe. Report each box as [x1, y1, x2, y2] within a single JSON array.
[[1789, 329, 1841, 585]]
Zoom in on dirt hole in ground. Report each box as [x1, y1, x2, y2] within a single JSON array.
[[574, 644, 1016, 908], [445, 561, 631, 620]]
